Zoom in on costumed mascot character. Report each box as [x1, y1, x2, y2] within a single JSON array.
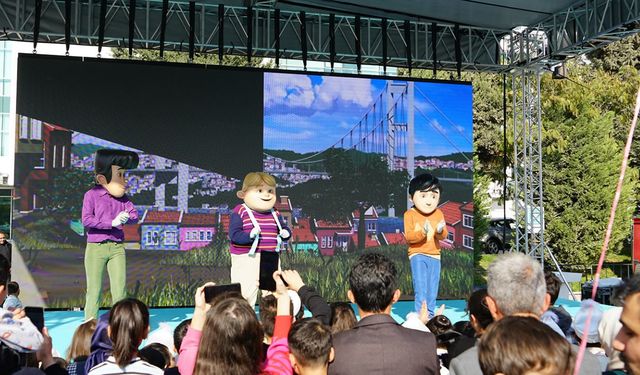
[[404, 173, 448, 316], [229, 172, 291, 306], [81, 149, 139, 319]]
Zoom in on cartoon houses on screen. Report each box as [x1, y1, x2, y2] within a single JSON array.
[[180, 213, 216, 250], [125, 198, 473, 253], [352, 207, 378, 236], [15, 117, 72, 211], [141, 210, 181, 250], [439, 201, 474, 249], [290, 218, 318, 255], [313, 219, 352, 256], [274, 196, 293, 227]]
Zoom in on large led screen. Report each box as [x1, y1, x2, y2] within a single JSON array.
[[15, 54, 473, 308]]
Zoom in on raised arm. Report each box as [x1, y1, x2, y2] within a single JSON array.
[[281, 270, 331, 326], [177, 283, 213, 375], [263, 271, 293, 375]]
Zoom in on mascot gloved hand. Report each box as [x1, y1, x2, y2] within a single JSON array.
[[250, 227, 261, 239], [279, 229, 290, 239], [436, 220, 446, 235], [111, 211, 130, 227]]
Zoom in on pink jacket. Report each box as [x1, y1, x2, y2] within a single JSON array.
[[177, 315, 293, 375]]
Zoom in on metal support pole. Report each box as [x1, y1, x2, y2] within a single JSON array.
[[512, 67, 545, 265]]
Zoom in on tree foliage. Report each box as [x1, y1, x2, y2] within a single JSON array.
[[590, 34, 640, 73], [541, 65, 639, 264], [111, 47, 272, 68]]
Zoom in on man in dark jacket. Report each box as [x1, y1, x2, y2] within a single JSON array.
[[0, 231, 11, 269], [328, 253, 439, 375]]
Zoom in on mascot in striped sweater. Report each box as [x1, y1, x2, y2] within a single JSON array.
[[229, 172, 290, 306]]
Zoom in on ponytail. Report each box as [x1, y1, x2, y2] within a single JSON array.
[[109, 298, 149, 367]]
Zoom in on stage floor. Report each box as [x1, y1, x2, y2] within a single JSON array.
[[44, 298, 589, 356]]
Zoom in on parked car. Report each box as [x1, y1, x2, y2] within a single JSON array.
[[481, 218, 516, 254]]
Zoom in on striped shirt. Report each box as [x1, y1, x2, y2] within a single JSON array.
[[87, 356, 164, 375], [228, 204, 288, 255]]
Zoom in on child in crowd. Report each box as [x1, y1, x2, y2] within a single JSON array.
[[229, 172, 290, 307], [173, 318, 191, 356], [446, 288, 493, 366], [87, 298, 163, 375], [66, 318, 97, 375], [84, 313, 111, 374], [426, 315, 454, 375], [478, 316, 574, 375], [288, 318, 334, 375], [177, 271, 293, 375], [260, 292, 301, 358], [139, 343, 173, 369], [163, 319, 192, 375], [541, 271, 573, 338], [329, 302, 357, 335], [403, 173, 448, 316], [2, 281, 22, 310]]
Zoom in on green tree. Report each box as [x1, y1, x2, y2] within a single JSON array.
[[111, 47, 272, 68], [541, 66, 639, 264], [590, 34, 640, 73]]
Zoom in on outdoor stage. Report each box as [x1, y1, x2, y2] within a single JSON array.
[[45, 298, 590, 356]]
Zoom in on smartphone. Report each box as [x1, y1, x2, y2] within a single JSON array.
[[24, 307, 44, 333], [203, 283, 242, 303], [259, 251, 280, 292]]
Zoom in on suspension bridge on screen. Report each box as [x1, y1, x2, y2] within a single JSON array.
[[264, 81, 473, 184]]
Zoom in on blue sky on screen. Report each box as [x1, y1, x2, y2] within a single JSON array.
[[263, 72, 472, 157], [72, 132, 141, 152]]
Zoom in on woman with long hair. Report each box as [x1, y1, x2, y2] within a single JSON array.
[[88, 298, 163, 375], [66, 318, 97, 375], [178, 271, 293, 375], [329, 302, 357, 335], [84, 313, 111, 374]]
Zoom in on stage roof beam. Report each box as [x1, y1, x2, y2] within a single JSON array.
[[1, 0, 640, 72]]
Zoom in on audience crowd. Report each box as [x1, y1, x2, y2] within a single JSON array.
[[2, 251, 640, 375]]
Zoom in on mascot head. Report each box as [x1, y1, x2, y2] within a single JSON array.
[[236, 172, 277, 212], [94, 149, 139, 198]]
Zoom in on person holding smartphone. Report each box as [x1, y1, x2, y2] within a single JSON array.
[[177, 271, 293, 375]]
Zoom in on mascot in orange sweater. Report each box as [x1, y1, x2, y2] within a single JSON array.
[[404, 173, 448, 316]]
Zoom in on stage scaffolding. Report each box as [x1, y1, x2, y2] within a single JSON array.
[[3, 0, 640, 264]]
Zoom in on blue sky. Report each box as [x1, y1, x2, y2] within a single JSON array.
[[72, 132, 140, 152], [263, 72, 473, 157]]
